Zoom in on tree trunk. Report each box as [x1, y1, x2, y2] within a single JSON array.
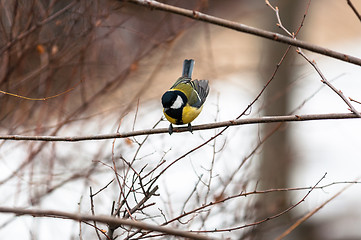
[[251, 1, 309, 239]]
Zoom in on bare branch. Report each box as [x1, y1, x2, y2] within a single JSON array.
[[265, 1, 361, 118], [0, 113, 360, 142], [0, 207, 214, 240], [128, 0, 361, 66]]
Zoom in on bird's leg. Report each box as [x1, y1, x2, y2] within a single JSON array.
[[168, 124, 174, 135], [187, 123, 193, 133]]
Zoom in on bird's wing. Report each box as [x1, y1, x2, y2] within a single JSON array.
[[170, 77, 191, 89], [170, 78, 209, 108], [191, 79, 209, 105]]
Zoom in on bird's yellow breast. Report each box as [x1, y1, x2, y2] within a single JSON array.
[[181, 104, 203, 124], [163, 105, 203, 125]]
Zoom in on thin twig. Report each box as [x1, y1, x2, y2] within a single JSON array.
[[276, 177, 360, 240], [112, 186, 159, 239], [297, 49, 361, 117], [186, 173, 328, 233], [89, 187, 103, 240], [124, 185, 159, 219], [347, 0, 361, 22], [350, 97, 361, 105], [91, 179, 115, 197]]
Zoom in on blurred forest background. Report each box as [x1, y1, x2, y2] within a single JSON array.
[[1, 0, 361, 239]]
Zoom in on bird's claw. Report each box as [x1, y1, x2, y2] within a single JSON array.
[[168, 124, 173, 135], [187, 123, 193, 133]]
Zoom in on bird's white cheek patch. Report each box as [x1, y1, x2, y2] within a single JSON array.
[[171, 95, 183, 109]]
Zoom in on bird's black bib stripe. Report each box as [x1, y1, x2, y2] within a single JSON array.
[[165, 108, 183, 124]]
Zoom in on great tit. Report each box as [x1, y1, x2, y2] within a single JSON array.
[[162, 59, 209, 134]]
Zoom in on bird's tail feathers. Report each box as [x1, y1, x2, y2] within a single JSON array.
[[182, 59, 195, 78]]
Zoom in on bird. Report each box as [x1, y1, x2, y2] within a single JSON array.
[[161, 59, 209, 135]]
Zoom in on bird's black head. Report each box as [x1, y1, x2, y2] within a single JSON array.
[[162, 91, 177, 108], [161, 90, 187, 109]]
